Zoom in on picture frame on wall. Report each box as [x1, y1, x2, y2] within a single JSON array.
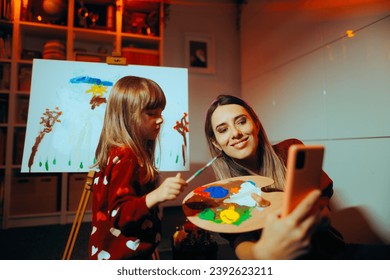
[[185, 33, 215, 74]]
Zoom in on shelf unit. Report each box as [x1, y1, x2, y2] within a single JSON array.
[[0, 0, 165, 229]]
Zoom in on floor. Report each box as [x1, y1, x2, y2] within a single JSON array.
[[0, 206, 238, 260]]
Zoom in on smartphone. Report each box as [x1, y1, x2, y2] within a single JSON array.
[[282, 144, 324, 217]]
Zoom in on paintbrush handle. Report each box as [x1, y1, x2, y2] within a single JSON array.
[[185, 155, 220, 184], [186, 167, 205, 183]]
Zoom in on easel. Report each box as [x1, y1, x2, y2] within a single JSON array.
[[62, 170, 96, 260], [62, 53, 159, 260]]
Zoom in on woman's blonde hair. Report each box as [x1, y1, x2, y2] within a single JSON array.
[[204, 94, 286, 190], [94, 76, 166, 184]]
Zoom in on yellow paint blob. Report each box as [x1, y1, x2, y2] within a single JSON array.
[[220, 205, 240, 224]]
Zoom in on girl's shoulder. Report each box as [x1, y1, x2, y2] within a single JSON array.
[[108, 145, 138, 162]]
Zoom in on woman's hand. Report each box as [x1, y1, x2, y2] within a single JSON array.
[[236, 189, 323, 260], [146, 173, 187, 208]]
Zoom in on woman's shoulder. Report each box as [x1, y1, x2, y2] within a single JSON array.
[[273, 138, 303, 151], [272, 138, 303, 161]]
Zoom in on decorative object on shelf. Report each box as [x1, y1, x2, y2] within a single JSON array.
[[43, 0, 66, 17], [106, 4, 115, 31], [171, 220, 218, 260], [122, 3, 159, 36], [22, 0, 67, 25], [43, 40, 66, 60], [75, 1, 109, 30], [185, 33, 215, 74]]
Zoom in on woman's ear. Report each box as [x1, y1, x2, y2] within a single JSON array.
[[212, 141, 222, 151]]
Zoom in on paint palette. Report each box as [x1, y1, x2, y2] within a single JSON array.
[[182, 176, 284, 233]]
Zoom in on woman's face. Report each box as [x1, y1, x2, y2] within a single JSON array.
[[211, 104, 260, 168], [140, 108, 164, 141]]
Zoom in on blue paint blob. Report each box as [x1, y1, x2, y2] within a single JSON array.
[[204, 186, 229, 199], [247, 180, 256, 186], [69, 76, 113, 86]]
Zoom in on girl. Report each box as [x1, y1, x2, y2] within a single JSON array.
[[204, 94, 389, 259], [89, 76, 187, 260]]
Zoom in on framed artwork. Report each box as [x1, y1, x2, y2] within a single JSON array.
[[185, 33, 215, 74]]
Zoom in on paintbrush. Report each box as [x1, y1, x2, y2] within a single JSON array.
[[186, 154, 222, 183]]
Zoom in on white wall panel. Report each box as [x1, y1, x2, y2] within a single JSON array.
[[323, 138, 390, 243], [241, 0, 390, 242]]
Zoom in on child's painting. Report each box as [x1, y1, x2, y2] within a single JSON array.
[[182, 176, 284, 233], [21, 59, 189, 173]]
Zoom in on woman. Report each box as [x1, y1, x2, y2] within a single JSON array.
[[204, 94, 388, 259]]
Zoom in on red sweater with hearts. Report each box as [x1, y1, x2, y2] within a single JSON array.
[[89, 146, 161, 260]]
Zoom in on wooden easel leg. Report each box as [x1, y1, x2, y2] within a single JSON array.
[[62, 170, 96, 260], [152, 248, 160, 260]]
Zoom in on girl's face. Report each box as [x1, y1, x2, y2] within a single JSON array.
[[140, 108, 164, 141], [211, 104, 260, 169]]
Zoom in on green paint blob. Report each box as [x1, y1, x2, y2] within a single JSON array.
[[53, 158, 56, 165], [198, 208, 215, 221], [175, 155, 179, 163], [45, 160, 49, 171], [232, 207, 253, 226], [80, 162, 84, 169], [39, 161, 42, 167], [68, 160, 71, 166]]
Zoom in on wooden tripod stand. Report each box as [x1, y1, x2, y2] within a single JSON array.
[[62, 170, 96, 260]]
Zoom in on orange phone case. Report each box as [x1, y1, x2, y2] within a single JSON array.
[[282, 144, 324, 217]]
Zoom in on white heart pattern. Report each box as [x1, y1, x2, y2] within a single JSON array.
[[98, 250, 110, 260], [94, 176, 99, 185], [103, 176, 108, 185], [110, 227, 121, 237], [113, 156, 120, 164], [126, 239, 140, 251], [91, 246, 98, 256], [91, 226, 97, 235], [111, 208, 119, 217]]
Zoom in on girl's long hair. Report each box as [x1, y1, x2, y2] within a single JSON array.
[[204, 94, 286, 190], [94, 76, 166, 184]]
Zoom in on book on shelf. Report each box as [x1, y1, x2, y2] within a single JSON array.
[[122, 47, 159, 66], [75, 52, 106, 63], [0, 127, 5, 165], [0, 95, 8, 123]]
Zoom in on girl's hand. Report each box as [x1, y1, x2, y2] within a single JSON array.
[[146, 173, 187, 208]]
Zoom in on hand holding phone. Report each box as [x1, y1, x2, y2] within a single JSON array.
[[282, 144, 324, 217]]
